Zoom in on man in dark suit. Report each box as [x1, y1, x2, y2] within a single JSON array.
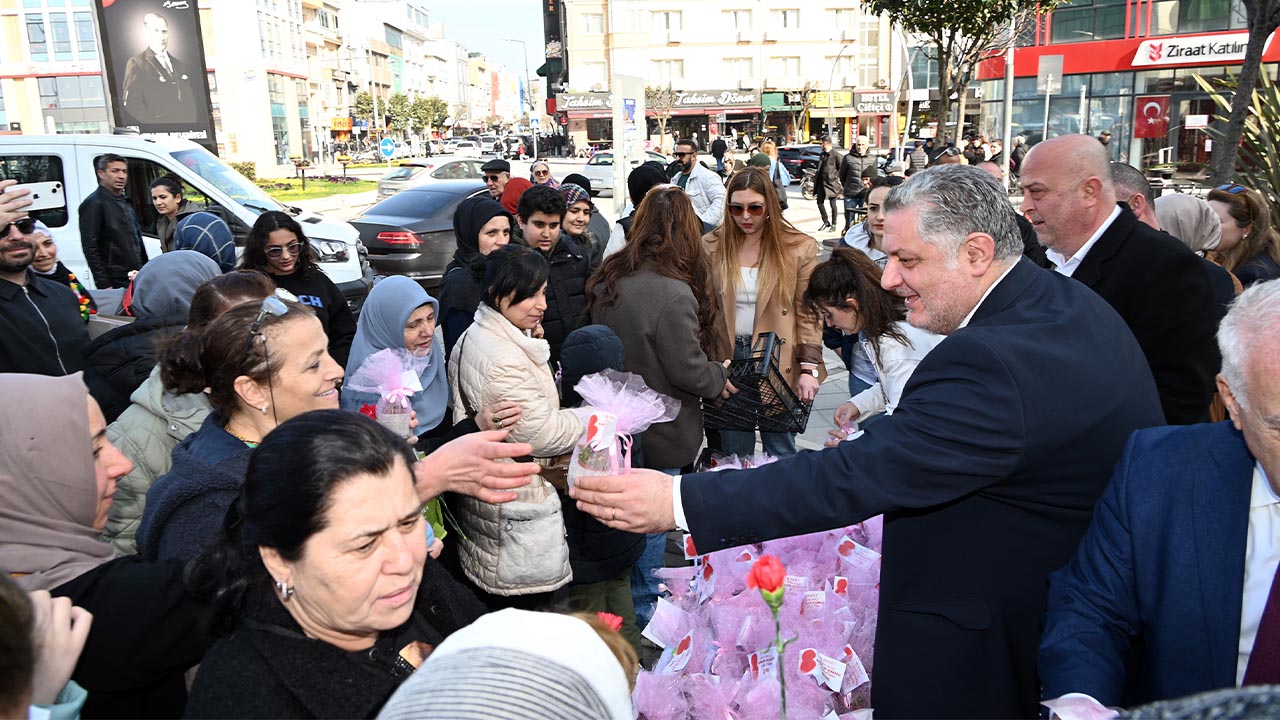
[[1019, 134, 1220, 424], [121, 13, 197, 125], [1040, 279, 1280, 708], [570, 165, 1165, 718]]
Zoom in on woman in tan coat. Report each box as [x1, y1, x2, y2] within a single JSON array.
[[704, 166, 825, 458]]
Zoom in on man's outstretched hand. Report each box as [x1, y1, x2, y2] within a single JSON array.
[[570, 468, 678, 534], [415, 429, 540, 504]]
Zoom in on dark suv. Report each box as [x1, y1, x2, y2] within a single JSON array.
[[776, 144, 823, 182]]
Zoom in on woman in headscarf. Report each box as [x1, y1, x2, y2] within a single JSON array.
[[0, 373, 212, 718], [560, 182, 603, 268], [499, 177, 534, 216], [174, 212, 238, 273], [28, 220, 96, 321], [438, 196, 513, 356], [529, 160, 559, 188], [1155, 192, 1241, 311]]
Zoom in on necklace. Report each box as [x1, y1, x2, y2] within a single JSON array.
[[224, 423, 261, 447]]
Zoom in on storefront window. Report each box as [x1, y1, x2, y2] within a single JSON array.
[[1181, 0, 1232, 33], [1150, 1, 1179, 35], [1091, 72, 1133, 96]]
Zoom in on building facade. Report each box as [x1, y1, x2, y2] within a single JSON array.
[[558, 0, 906, 151], [975, 0, 1277, 169]]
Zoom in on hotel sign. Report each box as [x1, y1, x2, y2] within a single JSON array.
[[1132, 31, 1271, 66]]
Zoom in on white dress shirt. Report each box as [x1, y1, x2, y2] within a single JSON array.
[[1045, 206, 1121, 277], [1237, 464, 1280, 684], [671, 257, 1020, 532]]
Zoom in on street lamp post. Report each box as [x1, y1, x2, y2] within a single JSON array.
[[826, 42, 854, 142], [503, 36, 537, 160]]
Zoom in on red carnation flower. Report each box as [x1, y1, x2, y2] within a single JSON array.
[[358, 403, 378, 419]]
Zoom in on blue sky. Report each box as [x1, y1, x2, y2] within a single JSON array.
[[426, 1, 545, 84]]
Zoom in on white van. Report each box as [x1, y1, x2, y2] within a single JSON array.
[[0, 134, 373, 311]]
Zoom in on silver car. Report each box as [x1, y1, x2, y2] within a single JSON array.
[[375, 156, 487, 198], [579, 150, 672, 196]]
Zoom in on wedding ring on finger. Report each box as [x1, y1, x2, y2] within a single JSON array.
[[612, 507, 619, 522]]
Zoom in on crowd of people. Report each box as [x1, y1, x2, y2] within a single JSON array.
[[1, 128, 1280, 720]]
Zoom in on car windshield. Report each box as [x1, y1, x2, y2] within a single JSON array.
[[366, 188, 472, 219], [383, 166, 422, 181], [171, 146, 282, 214]]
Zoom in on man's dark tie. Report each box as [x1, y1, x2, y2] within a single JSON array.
[[1244, 561, 1280, 685]]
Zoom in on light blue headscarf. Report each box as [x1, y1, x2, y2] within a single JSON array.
[[340, 276, 449, 433]]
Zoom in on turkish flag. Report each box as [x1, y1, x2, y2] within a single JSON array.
[[1135, 95, 1170, 139]]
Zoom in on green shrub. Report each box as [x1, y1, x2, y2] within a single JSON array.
[[230, 161, 256, 181]]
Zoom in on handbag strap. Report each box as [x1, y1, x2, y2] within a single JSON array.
[[455, 331, 479, 420]]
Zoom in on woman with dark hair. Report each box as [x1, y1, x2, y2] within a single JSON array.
[[136, 296, 343, 564], [104, 270, 276, 555], [804, 247, 943, 435], [438, 196, 512, 356], [842, 175, 903, 268], [151, 176, 195, 253], [587, 187, 734, 631], [238, 211, 357, 366], [1207, 183, 1280, 287], [705, 166, 825, 459], [184, 410, 487, 718], [447, 244, 578, 602]]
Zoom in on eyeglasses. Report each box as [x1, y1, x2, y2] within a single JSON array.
[[728, 203, 766, 217], [484, 174, 503, 182], [1216, 184, 1247, 195], [2, 218, 37, 236], [264, 241, 302, 259]]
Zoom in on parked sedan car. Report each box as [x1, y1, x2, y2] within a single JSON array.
[[455, 141, 481, 158], [776, 144, 823, 182], [579, 150, 672, 196], [375, 157, 485, 198], [350, 180, 488, 285]]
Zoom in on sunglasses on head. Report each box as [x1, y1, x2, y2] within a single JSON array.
[[249, 292, 292, 337], [2, 218, 37, 236], [728, 203, 766, 217], [1216, 184, 1247, 195], [264, 241, 302, 259], [943, 147, 962, 157]]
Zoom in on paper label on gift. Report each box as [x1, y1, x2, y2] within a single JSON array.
[[695, 558, 716, 603], [802, 590, 826, 615], [833, 576, 849, 596], [784, 574, 807, 594], [683, 533, 699, 560], [585, 411, 618, 451], [747, 646, 778, 680], [664, 632, 694, 674], [641, 596, 687, 649], [836, 535, 881, 572], [399, 369, 423, 394], [823, 711, 840, 720], [842, 645, 870, 690], [798, 648, 846, 691]]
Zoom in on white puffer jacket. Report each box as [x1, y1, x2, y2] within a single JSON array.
[[447, 304, 583, 595]]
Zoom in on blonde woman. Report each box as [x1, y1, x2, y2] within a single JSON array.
[[703, 167, 824, 458]]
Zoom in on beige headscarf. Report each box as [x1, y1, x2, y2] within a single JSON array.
[[0, 373, 115, 590], [1155, 193, 1222, 253]]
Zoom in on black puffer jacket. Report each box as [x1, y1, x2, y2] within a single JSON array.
[[539, 234, 591, 367], [558, 325, 645, 584], [840, 150, 879, 198], [84, 318, 185, 422]]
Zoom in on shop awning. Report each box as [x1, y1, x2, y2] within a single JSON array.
[[536, 59, 563, 78]]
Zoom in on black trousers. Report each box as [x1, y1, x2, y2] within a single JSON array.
[[815, 186, 839, 225]]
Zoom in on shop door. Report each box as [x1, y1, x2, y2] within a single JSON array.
[[1175, 98, 1216, 167]]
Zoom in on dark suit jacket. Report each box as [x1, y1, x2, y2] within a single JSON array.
[[122, 48, 197, 125], [1062, 204, 1222, 425], [1039, 422, 1256, 707], [681, 258, 1165, 719]]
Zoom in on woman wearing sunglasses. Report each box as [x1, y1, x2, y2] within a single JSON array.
[[704, 166, 825, 459], [239, 211, 357, 367], [1206, 183, 1280, 287], [529, 160, 559, 188]]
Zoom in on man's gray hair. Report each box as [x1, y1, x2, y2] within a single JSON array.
[[883, 165, 1023, 261], [1218, 279, 1280, 410], [1110, 162, 1153, 205]]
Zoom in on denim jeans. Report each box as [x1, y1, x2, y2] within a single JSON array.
[[717, 429, 798, 458], [631, 467, 682, 631]]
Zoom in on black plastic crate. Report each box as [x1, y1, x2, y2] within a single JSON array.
[[703, 332, 811, 433]]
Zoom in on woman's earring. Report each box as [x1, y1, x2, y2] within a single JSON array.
[[276, 581, 294, 601], [261, 404, 269, 415]]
